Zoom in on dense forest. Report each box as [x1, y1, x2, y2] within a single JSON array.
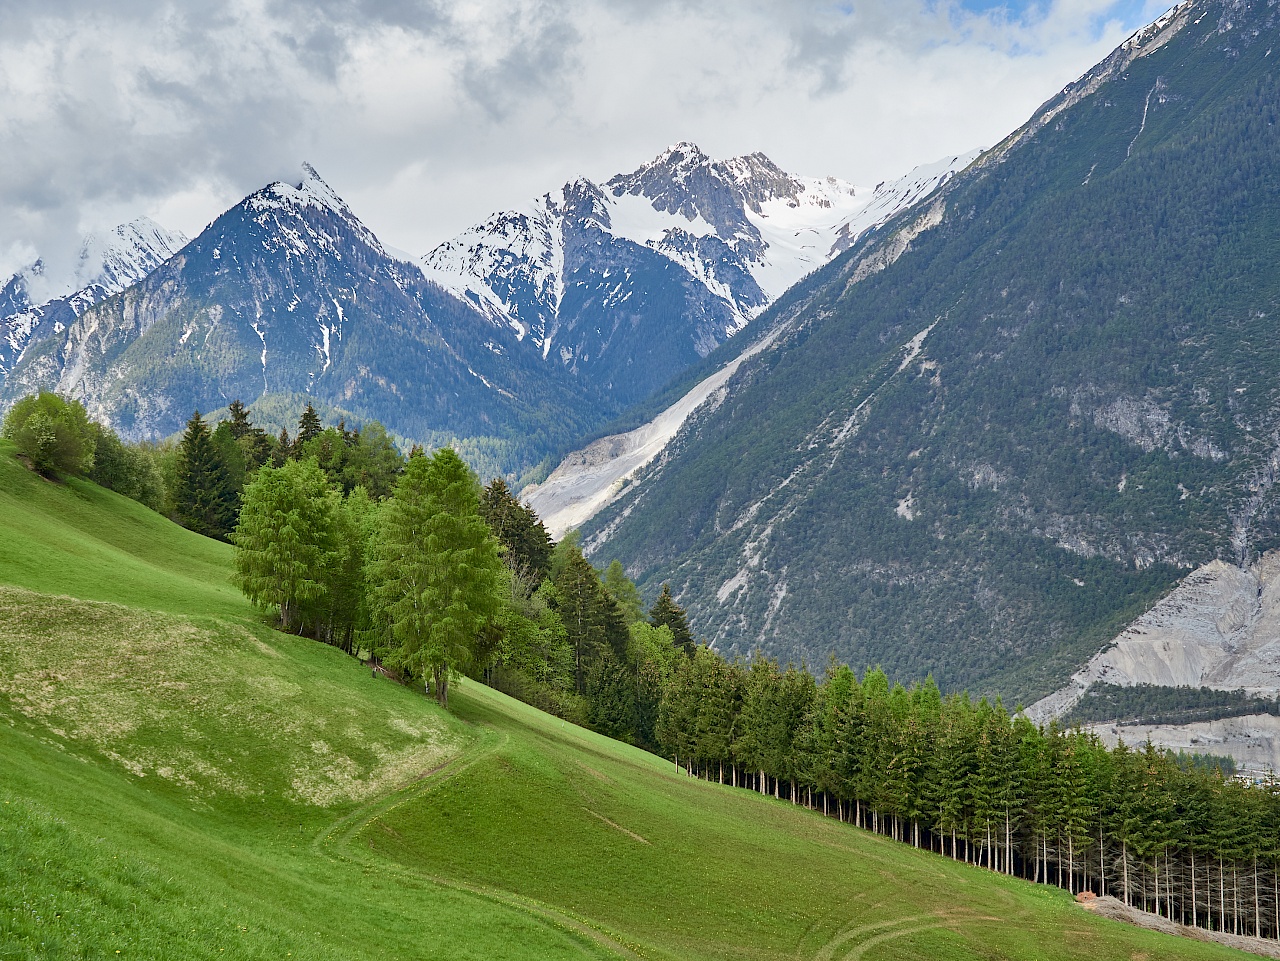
[[10, 389, 1280, 946]]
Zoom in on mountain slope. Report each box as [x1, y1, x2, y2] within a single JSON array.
[[583, 0, 1280, 701], [422, 143, 974, 410], [1, 166, 602, 472], [0, 217, 188, 382], [0, 443, 1243, 961]]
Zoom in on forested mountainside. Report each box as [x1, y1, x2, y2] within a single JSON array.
[[584, 0, 1280, 703]]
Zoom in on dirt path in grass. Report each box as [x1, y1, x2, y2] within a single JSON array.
[[313, 723, 651, 961]]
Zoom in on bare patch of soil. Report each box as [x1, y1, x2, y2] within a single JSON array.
[[1078, 893, 1280, 958]]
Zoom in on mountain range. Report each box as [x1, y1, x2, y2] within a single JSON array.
[[0, 149, 966, 478], [421, 143, 973, 409], [578, 0, 1280, 703]]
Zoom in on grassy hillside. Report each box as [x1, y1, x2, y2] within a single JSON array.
[[0, 441, 1254, 959]]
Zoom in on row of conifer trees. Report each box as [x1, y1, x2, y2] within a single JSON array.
[[654, 649, 1280, 940]]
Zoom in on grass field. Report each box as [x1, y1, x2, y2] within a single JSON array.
[[0, 439, 1257, 960]]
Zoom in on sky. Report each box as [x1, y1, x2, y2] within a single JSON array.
[[0, 0, 1173, 284]]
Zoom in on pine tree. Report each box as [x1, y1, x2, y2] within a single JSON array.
[[174, 410, 237, 539], [649, 583, 695, 655], [480, 477, 553, 582], [369, 448, 502, 707], [297, 403, 323, 447]]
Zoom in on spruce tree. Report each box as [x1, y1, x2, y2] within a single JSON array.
[[174, 410, 237, 539], [226, 399, 272, 468], [273, 428, 292, 466], [554, 547, 610, 694], [297, 403, 323, 446], [480, 477, 553, 582], [227, 400, 252, 437], [649, 583, 695, 655]]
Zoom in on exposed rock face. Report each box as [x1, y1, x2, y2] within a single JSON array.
[[1089, 714, 1280, 779], [0, 218, 188, 383], [423, 143, 974, 413], [523, 321, 789, 538], [579, 0, 1280, 699], [0, 165, 601, 474], [1028, 552, 1280, 723]]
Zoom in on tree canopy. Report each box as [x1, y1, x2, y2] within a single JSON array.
[[368, 448, 503, 707]]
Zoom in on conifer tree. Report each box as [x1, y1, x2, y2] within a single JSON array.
[[174, 410, 237, 539], [603, 560, 645, 625], [649, 583, 695, 655], [297, 403, 323, 447], [554, 547, 613, 694], [480, 477, 553, 582], [226, 399, 272, 468], [273, 428, 292, 466]]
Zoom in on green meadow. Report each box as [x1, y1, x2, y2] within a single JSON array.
[[0, 439, 1253, 960]]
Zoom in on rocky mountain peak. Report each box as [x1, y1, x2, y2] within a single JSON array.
[[74, 217, 189, 294], [235, 163, 383, 261]]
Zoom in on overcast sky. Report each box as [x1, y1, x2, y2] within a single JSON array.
[[0, 0, 1172, 281]]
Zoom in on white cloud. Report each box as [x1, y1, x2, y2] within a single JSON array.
[[0, 0, 1166, 280]]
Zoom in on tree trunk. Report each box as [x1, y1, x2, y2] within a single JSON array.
[[1255, 855, 1261, 939], [434, 665, 449, 708], [1099, 823, 1106, 896], [1123, 841, 1130, 907], [1221, 858, 1227, 934], [1182, 849, 1192, 931]]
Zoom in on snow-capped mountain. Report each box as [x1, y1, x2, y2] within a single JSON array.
[[0, 165, 600, 473], [422, 142, 975, 408], [0, 148, 977, 476], [0, 218, 188, 380]]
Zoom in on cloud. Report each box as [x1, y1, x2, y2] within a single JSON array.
[[0, 0, 1164, 281]]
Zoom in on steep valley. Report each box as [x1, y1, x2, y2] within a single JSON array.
[[581, 0, 1280, 704]]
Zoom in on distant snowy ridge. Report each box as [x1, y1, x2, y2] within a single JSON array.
[[0, 217, 188, 378], [518, 148, 980, 536], [421, 142, 978, 371]]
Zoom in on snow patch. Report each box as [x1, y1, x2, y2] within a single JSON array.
[[524, 317, 790, 538]]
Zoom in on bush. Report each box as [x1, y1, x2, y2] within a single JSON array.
[[2, 392, 96, 477]]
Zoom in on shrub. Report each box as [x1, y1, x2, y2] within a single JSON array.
[[2, 392, 96, 477]]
